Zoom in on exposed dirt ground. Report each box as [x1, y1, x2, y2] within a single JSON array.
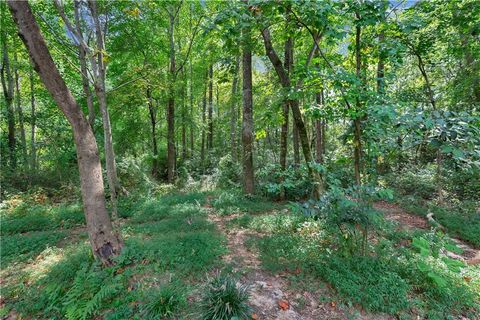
[[374, 201, 480, 264]]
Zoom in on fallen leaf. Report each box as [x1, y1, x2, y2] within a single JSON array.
[[251, 313, 258, 319], [278, 300, 289, 311], [330, 301, 336, 308], [464, 276, 472, 283]]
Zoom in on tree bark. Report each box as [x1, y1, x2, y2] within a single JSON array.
[[200, 69, 207, 168], [242, 31, 255, 195], [167, 10, 177, 183], [29, 67, 36, 173], [207, 64, 213, 150], [8, 0, 122, 265], [315, 89, 324, 164], [13, 45, 27, 167], [353, 13, 362, 185], [88, 0, 119, 219], [147, 87, 159, 178], [1, 30, 16, 169], [230, 57, 240, 161]]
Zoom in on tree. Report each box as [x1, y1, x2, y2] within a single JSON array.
[[8, 0, 122, 265], [242, 2, 254, 195]]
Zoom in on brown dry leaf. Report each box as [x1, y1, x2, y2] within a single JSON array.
[[251, 313, 258, 319], [330, 301, 337, 308], [278, 299, 289, 311], [464, 276, 472, 283]]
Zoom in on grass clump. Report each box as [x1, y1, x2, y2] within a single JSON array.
[[141, 283, 186, 319], [200, 274, 251, 320]]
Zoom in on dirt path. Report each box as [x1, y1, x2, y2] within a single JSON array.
[[208, 211, 393, 320], [374, 201, 480, 264]]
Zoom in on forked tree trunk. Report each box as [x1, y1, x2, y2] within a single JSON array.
[[88, 0, 119, 218], [74, 0, 95, 127], [8, 0, 122, 265], [260, 27, 324, 199], [242, 19, 254, 195]]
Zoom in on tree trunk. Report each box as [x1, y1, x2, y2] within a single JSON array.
[[181, 75, 187, 161], [189, 60, 194, 158], [30, 67, 36, 173], [147, 87, 159, 178], [74, 0, 95, 127], [1, 31, 16, 169], [8, 0, 122, 265], [242, 32, 255, 195], [292, 122, 300, 165], [13, 46, 27, 167], [88, 0, 119, 219], [315, 89, 324, 164], [167, 11, 176, 183], [230, 57, 240, 161], [353, 13, 363, 185], [207, 64, 213, 150], [200, 69, 207, 168], [260, 27, 324, 198]]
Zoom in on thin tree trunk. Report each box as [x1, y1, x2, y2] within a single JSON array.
[[353, 12, 363, 185], [88, 0, 119, 219], [30, 67, 36, 173], [147, 87, 159, 178], [74, 0, 95, 127], [207, 64, 213, 150], [292, 122, 300, 165], [242, 28, 254, 195], [189, 58, 194, 158], [8, 0, 122, 265], [315, 89, 324, 164], [230, 57, 240, 161], [1, 30, 16, 169], [13, 46, 27, 166], [181, 73, 187, 161], [200, 70, 207, 168], [167, 11, 177, 183]]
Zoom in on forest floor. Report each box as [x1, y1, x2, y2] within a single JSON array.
[[1, 189, 479, 319]]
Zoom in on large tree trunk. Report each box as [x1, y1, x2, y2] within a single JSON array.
[[167, 11, 176, 183], [242, 31, 255, 195], [74, 0, 95, 127], [1, 32, 16, 169], [260, 27, 324, 198], [8, 0, 122, 265], [147, 87, 159, 178], [207, 64, 213, 150], [13, 46, 28, 167], [230, 57, 240, 161], [88, 0, 119, 219]]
